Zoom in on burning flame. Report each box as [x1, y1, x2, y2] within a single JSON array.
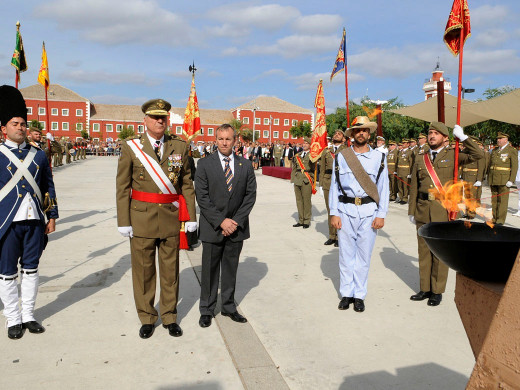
[[430, 180, 494, 228], [362, 106, 382, 119]]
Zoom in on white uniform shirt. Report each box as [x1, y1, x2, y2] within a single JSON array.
[[146, 132, 164, 159], [218, 151, 235, 176]]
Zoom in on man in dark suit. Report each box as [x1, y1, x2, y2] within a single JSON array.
[[195, 124, 257, 328]]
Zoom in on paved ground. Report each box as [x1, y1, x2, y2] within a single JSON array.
[[1, 156, 519, 389]]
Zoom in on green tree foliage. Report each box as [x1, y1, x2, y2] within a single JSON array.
[[229, 118, 243, 133], [290, 121, 312, 138], [30, 119, 43, 130], [240, 128, 253, 142], [80, 129, 89, 139], [118, 125, 135, 140]]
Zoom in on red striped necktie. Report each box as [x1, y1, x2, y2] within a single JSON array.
[[224, 157, 233, 192]]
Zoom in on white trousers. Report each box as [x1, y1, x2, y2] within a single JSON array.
[[337, 213, 378, 300]]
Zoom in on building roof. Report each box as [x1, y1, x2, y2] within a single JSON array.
[[90, 104, 143, 121], [19, 84, 89, 102], [171, 107, 234, 125], [234, 96, 312, 114]]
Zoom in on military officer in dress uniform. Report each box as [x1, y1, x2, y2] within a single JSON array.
[[461, 136, 487, 219], [291, 137, 315, 228], [116, 98, 197, 339], [396, 139, 412, 204], [0, 85, 59, 339], [408, 122, 484, 306], [273, 141, 283, 167], [375, 136, 388, 155], [319, 129, 346, 246], [387, 141, 398, 201], [488, 132, 518, 225]]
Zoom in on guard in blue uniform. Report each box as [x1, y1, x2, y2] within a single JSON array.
[[329, 116, 389, 312], [0, 85, 58, 340]]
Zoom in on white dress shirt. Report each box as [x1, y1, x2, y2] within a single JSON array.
[[146, 132, 164, 158], [218, 151, 235, 175]]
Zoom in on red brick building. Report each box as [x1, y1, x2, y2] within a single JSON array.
[[20, 84, 314, 143], [423, 61, 452, 100]]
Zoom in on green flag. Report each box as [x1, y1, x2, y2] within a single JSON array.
[[11, 25, 28, 78]]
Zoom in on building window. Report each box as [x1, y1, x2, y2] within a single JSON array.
[[283, 131, 289, 139], [138, 125, 144, 133], [303, 120, 308, 124], [284, 119, 289, 126], [51, 122, 58, 130], [273, 131, 279, 138], [128, 125, 134, 130], [76, 123, 83, 131], [263, 130, 269, 138], [51, 108, 58, 116], [92, 123, 100, 132], [292, 133, 297, 139], [263, 118, 269, 125], [62, 122, 69, 131], [208, 128, 214, 136], [242, 117, 249, 124], [40, 121, 46, 130], [116, 124, 123, 132], [274, 118, 279, 125], [255, 118, 260, 125], [200, 128, 204, 135], [76, 109, 83, 116], [176, 126, 182, 135], [62, 109, 69, 116], [292, 120, 297, 126], [39, 107, 45, 115], [106, 124, 113, 132], [27, 107, 33, 115]]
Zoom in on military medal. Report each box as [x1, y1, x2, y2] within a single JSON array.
[[139, 169, 145, 180], [167, 154, 183, 185]]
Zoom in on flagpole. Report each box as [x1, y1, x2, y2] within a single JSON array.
[[343, 28, 350, 128], [15, 22, 20, 89], [453, 20, 464, 185]]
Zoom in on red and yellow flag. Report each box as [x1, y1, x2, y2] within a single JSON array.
[[444, 0, 471, 56], [309, 80, 328, 163], [38, 42, 50, 89], [182, 75, 201, 141]]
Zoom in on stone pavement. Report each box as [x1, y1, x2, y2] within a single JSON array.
[[1, 156, 519, 389]]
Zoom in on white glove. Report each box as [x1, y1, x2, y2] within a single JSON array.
[[407, 175, 411, 179], [453, 125, 468, 142], [118, 226, 133, 238], [319, 186, 324, 196], [474, 181, 481, 187], [506, 181, 513, 188], [393, 172, 397, 175], [409, 215, 416, 225], [46, 132, 54, 141], [185, 222, 198, 233]]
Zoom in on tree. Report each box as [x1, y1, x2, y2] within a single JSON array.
[[80, 129, 89, 139], [230, 118, 243, 133], [290, 121, 312, 138], [118, 125, 135, 140], [30, 119, 43, 130], [240, 128, 253, 142]]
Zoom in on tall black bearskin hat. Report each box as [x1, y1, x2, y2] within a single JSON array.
[[0, 85, 27, 127]]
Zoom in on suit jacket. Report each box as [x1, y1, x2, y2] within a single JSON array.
[[408, 138, 484, 223], [195, 152, 257, 243], [116, 134, 196, 239], [283, 147, 294, 159]]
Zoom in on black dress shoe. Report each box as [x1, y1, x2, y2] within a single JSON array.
[[163, 322, 183, 337], [353, 298, 365, 312], [398, 200, 408, 205], [221, 311, 247, 323], [338, 297, 353, 310], [427, 293, 442, 306], [22, 321, 45, 334], [139, 324, 155, 339], [324, 238, 335, 245], [410, 291, 432, 301], [7, 324, 23, 340], [199, 315, 212, 328], [334, 240, 338, 247], [293, 223, 303, 227], [302, 224, 310, 229]]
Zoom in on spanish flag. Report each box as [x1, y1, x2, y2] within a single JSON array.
[[38, 42, 50, 89], [444, 0, 471, 56], [182, 74, 201, 141], [309, 80, 328, 163], [11, 23, 27, 86]]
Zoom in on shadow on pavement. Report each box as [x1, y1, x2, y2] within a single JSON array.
[[156, 382, 222, 390], [235, 256, 268, 305], [379, 247, 419, 292], [57, 209, 108, 225], [338, 362, 468, 390], [320, 250, 340, 299], [176, 264, 202, 324]]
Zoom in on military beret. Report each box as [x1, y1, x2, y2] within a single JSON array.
[[29, 126, 42, 133], [497, 132, 509, 139], [333, 129, 345, 136], [141, 99, 171, 116], [428, 121, 449, 136], [303, 137, 312, 144]]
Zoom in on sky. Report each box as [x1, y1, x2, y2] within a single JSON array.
[[0, 0, 518, 114]]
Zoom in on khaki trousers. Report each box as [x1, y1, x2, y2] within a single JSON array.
[[130, 235, 179, 325], [416, 222, 449, 294], [323, 188, 337, 239], [294, 183, 312, 224], [284, 157, 292, 168], [490, 185, 509, 224], [397, 173, 409, 202]]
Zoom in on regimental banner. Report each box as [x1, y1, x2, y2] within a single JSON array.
[[330, 28, 346, 81], [38, 42, 49, 89], [11, 24, 28, 83], [182, 75, 201, 141], [309, 80, 328, 163], [444, 0, 471, 56]]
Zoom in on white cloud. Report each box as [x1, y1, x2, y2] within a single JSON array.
[[251, 69, 288, 81], [288, 71, 364, 91], [245, 34, 339, 58], [291, 14, 343, 35], [465, 49, 520, 74], [222, 47, 240, 56], [61, 69, 160, 86], [35, 0, 199, 46], [471, 5, 510, 29], [473, 29, 510, 47]]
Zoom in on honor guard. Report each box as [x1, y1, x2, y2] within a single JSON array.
[[291, 137, 315, 228], [319, 129, 346, 246], [408, 123, 484, 306], [0, 85, 59, 339], [273, 141, 283, 167], [386, 141, 398, 201], [488, 132, 518, 225], [396, 139, 412, 204], [461, 136, 486, 219]]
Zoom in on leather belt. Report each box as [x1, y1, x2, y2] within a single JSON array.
[[397, 165, 410, 168], [463, 168, 478, 172], [490, 167, 511, 171], [418, 192, 436, 201], [338, 195, 375, 205]]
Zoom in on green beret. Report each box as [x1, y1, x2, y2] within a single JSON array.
[[29, 126, 42, 133], [428, 121, 449, 137], [141, 99, 171, 116]]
